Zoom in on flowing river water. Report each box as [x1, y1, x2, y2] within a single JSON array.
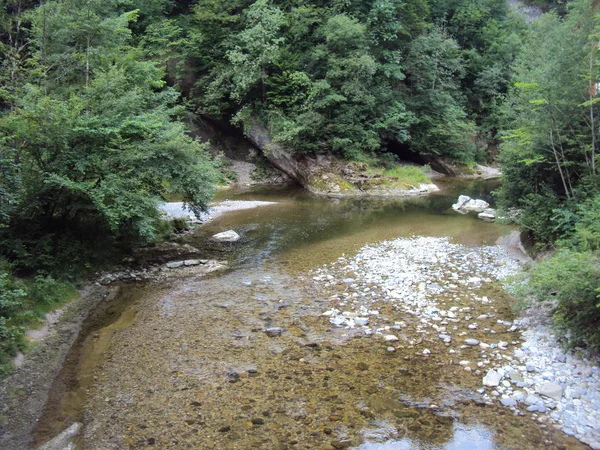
[[31, 180, 586, 450]]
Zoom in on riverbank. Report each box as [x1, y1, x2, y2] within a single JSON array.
[[312, 235, 599, 449]]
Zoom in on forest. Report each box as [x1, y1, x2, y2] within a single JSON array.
[[0, 0, 599, 374]]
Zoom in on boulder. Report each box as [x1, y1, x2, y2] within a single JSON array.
[[452, 195, 490, 213], [452, 195, 472, 210], [265, 327, 283, 337], [212, 230, 241, 242]]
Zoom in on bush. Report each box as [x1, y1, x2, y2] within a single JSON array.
[[0, 267, 77, 378], [513, 250, 600, 351]]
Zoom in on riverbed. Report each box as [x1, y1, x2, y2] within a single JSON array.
[[9, 180, 590, 449]]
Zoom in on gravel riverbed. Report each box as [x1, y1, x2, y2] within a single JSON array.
[[312, 236, 599, 449]]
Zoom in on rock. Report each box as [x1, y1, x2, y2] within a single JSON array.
[[526, 364, 536, 373], [537, 382, 563, 401], [464, 338, 480, 346], [37, 423, 82, 450], [166, 261, 184, 269], [478, 209, 496, 222], [483, 370, 502, 387], [354, 317, 369, 326], [383, 335, 399, 342], [134, 242, 202, 265], [212, 230, 241, 242], [524, 395, 542, 406], [501, 398, 517, 407], [330, 316, 346, 326], [184, 259, 201, 266], [462, 199, 490, 213], [452, 195, 472, 210], [387, 347, 396, 352], [509, 371, 523, 382], [452, 196, 490, 213], [265, 327, 283, 337]]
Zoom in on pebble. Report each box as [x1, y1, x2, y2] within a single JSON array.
[[313, 235, 600, 448], [264, 327, 283, 337]]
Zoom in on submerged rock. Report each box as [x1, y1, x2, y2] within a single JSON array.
[[36, 422, 82, 450], [264, 327, 283, 337]]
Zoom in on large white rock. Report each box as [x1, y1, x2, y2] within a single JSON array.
[[452, 195, 472, 211], [461, 199, 490, 213], [482, 369, 502, 387], [452, 195, 490, 213], [212, 230, 241, 242]]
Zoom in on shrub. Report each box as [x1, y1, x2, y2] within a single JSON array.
[[513, 250, 600, 351], [0, 267, 77, 378]]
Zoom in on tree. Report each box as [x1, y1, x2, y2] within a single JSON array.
[[0, 0, 219, 271]]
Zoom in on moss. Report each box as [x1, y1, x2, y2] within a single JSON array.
[[308, 174, 356, 192]]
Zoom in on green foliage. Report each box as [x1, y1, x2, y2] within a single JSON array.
[[0, 0, 219, 273], [513, 251, 600, 351], [0, 266, 77, 378], [498, 0, 600, 243], [185, 0, 520, 161]]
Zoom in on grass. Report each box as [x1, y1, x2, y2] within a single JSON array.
[[364, 163, 431, 188]]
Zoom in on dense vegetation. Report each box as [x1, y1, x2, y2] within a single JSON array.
[[499, 0, 600, 351], [0, 0, 598, 373]]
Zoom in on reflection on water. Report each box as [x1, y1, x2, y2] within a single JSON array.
[[356, 424, 494, 450], [203, 179, 508, 274]]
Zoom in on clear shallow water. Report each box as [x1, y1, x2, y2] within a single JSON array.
[[32, 180, 585, 450]]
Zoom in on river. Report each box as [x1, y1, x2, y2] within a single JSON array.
[[30, 180, 585, 450]]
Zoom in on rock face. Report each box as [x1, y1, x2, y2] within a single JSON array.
[[212, 230, 241, 242], [246, 121, 438, 198], [246, 122, 318, 186]]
